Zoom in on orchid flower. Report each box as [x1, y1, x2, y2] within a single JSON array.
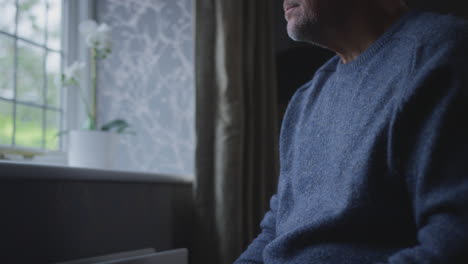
[[56, 19, 131, 133], [79, 20, 113, 57], [59, 61, 85, 87]]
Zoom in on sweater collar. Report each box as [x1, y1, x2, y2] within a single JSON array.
[[335, 9, 420, 74]]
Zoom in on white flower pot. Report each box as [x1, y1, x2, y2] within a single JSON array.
[[68, 130, 118, 170]]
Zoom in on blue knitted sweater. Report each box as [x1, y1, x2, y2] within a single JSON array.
[[235, 10, 468, 264]]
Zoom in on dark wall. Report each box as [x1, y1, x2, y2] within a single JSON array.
[[410, 0, 468, 19], [0, 163, 193, 264]]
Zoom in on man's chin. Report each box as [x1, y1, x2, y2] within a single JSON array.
[[286, 18, 322, 43], [286, 22, 299, 40], [287, 23, 307, 42]]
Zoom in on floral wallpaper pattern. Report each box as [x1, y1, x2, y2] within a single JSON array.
[[96, 0, 194, 178]]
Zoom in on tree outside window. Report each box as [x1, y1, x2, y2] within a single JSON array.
[[0, 0, 63, 151]]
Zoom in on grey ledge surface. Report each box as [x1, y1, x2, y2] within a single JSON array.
[[0, 160, 192, 184]]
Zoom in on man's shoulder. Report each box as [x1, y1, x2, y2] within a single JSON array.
[[390, 11, 468, 110], [401, 11, 468, 53], [394, 11, 468, 73], [403, 11, 467, 38]]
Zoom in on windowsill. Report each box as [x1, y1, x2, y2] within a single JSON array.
[[0, 160, 192, 185], [0, 145, 67, 165]]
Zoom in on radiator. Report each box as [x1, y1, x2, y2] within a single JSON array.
[[56, 248, 188, 264]]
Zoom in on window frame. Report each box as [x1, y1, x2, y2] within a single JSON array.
[[0, 0, 94, 165], [63, 0, 95, 134]]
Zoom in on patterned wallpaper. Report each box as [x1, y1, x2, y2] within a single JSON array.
[[96, 0, 194, 178]]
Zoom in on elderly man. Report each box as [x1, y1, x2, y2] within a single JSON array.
[[234, 0, 468, 263]]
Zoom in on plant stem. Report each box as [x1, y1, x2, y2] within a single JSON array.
[[77, 84, 93, 121], [91, 47, 98, 130]]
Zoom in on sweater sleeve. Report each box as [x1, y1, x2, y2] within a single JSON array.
[[384, 54, 468, 263], [233, 195, 278, 264]]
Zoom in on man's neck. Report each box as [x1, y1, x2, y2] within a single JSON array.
[[323, 3, 409, 64]]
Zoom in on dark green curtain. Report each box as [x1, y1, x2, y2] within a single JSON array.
[[193, 0, 279, 263]]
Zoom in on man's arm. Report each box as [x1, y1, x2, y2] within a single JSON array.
[[384, 59, 468, 263], [233, 195, 278, 264]]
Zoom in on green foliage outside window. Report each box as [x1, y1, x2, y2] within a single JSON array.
[[0, 111, 58, 150], [0, 0, 62, 151]]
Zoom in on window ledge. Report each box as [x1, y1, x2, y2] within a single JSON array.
[[0, 160, 192, 185], [0, 146, 67, 165]]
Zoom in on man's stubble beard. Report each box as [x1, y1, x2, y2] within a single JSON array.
[[286, 11, 329, 49], [287, 16, 315, 41], [286, 0, 352, 50]]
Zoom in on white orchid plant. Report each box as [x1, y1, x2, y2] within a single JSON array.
[[60, 20, 131, 133]]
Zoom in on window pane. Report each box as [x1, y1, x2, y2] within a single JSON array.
[[17, 0, 46, 44], [15, 103, 43, 148], [0, 35, 15, 99], [45, 109, 59, 150], [46, 0, 61, 50], [17, 40, 44, 104], [0, 100, 13, 145], [46, 51, 60, 107], [0, 0, 16, 34]]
